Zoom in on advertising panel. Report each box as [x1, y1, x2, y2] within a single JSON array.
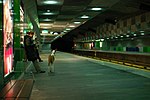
[[3, 0, 14, 77]]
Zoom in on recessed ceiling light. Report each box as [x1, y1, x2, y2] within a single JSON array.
[[141, 33, 145, 35], [53, 32, 58, 35], [91, 8, 102, 11], [140, 30, 144, 33], [100, 39, 104, 41], [74, 21, 81, 24], [40, 19, 53, 21], [40, 26, 51, 29], [40, 23, 52, 26], [42, 30, 48, 33], [66, 28, 71, 30], [47, 10, 50, 12], [69, 25, 75, 28], [50, 32, 53, 34], [126, 35, 129, 37], [42, 12, 56, 15], [80, 15, 89, 19], [133, 34, 137, 36], [63, 30, 67, 32], [43, 1, 58, 4]]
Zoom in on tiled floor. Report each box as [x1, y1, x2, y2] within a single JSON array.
[[24, 51, 150, 100]]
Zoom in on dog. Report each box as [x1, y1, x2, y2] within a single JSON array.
[[48, 50, 56, 74]]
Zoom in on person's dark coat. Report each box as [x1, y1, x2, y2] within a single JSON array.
[[24, 35, 37, 61]]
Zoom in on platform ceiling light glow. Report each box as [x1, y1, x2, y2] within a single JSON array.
[[91, 8, 102, 11], [41, 12, 57, 15], [66, 28, 71, 30], [100, 39, 104, 41], [63, 30, 67, 32], [69, 25, 75, 28], [40, 26, 51, 29], [140, 30, 144, 33], [80, 15, 89, 19], [141, 33, 145, 35], [74, 21, 81, 24], [126, 35, 129, 37], [40, 18, 53, 21], [42, 30, 49, 33], [40, 23, 52, 26], [47, 10, 50, 12], [53, 32, 58, 35], [133, 34, 137, 36], [43, 1, 58, 4], [50, 32, 53, 34]]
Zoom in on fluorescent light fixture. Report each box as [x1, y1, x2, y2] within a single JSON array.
[[53, 32, 58, 35], [100, 39, 104, 41], [42, 12, 56, 15], [66, 28, 71, 31], [41, 27, 51, 29], [40, 23, 52, 26], [91, 8, 102, 11], [63, 30, 67, 32], [100, 42, 103, 47], [40, 19, 53, 21], [43, 1, 58, 4], [133, 34, 137, 36], [50, 32, 53, 34], [80, 15, 89, 19], [95, 39, 100, 41], [74, 21, 81, 24], [140, 30, 144, 33], [69, 25, 75, 28], [60, 32, 63, 34], [141, 33, 145, 35], [126, 35, 129, 37], [47, 10, 50, 12], [42, 30, 48, 33]]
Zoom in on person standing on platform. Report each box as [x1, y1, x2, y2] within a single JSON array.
[[24, 32, 45, 73]]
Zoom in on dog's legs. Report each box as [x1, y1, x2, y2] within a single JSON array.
[[48, 63, 54, 73], [48, 63, 55, 76], [50, 63, 55, 73]]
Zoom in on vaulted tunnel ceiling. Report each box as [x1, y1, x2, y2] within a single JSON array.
[[22, 0, 150, 43]]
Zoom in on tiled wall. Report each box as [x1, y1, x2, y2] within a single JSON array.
[[74, 12, 150, 53]]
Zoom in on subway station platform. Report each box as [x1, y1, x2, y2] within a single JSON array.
[[23, 50, 150, 100]]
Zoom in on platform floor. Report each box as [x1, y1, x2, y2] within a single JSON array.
[[24, 51, 150, 100]]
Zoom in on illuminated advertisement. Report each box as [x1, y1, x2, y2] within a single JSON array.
[[3, 0, 14, 77]]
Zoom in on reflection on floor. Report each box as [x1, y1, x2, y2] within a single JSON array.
[[23, 51, 150, 100]]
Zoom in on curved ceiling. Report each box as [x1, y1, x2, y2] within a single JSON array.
[[23, 0, 150, 43]]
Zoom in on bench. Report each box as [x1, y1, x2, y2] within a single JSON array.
[[0, 79, 34, 100]]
